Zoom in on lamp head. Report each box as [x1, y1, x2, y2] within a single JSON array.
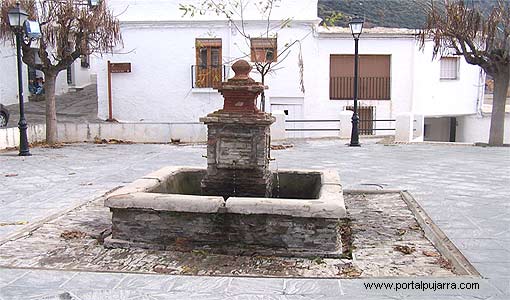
[[8, 2, 29, 29], [349, 17, 364, 39], [88, 0, 100, 7]]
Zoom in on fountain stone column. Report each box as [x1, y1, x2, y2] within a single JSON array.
[[200, 60, 275, 198]]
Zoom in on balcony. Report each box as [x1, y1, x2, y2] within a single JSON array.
[[330, 76, 391, 100], [191, 65, 228, 89]]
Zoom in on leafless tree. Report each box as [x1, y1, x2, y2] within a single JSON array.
[[1, 0, 122, 145], [419, 0, 509, 146], [180, 0, 308, 111]]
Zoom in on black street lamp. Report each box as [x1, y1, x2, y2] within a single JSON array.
[[8, 2, 30, 156], [348, 17, 364, 147]]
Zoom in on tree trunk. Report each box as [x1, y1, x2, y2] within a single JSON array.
[[261, 75, 266, 112], [44, 73, 58, 145], [488, 69, 510, 146]]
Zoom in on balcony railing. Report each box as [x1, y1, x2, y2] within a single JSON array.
[[191, 65, 228, 88], [330, 76, 391, 100]]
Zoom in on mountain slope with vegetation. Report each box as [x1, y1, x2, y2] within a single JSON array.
[[318, 0, 499, 29]]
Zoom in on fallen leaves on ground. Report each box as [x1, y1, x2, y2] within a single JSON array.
[[394, 245, 416, 254], [409, 224, 421, 231], [153, 265, 180, 274], [94, 137, 134, 144], [422, 250, 440, 257], [60, 230, 87, 240], [340, 263, 362, 277], [29, 141, 64, 148], [270, 144, 294, 150], [191, 249, 209, 257], [435, 257, 454, 270], [396, 228, 407, 236]]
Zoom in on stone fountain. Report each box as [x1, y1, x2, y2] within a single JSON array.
[[201, 60, 274, 198], [104, 60, 347, 257]]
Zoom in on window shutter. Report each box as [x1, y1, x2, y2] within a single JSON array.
[[196, 39, 222, 48], [440, 57, 459, 80]]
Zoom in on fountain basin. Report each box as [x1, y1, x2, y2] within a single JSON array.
[[104, 166, 346, 257]]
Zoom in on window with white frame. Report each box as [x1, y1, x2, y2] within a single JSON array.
[[440, 57, 459, 80]]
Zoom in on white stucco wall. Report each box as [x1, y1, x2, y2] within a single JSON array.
[[0, 44, 22, 106], [95, 0, 483, 142], [1, 43, 94, 105], [457, 113, 510, 144], [310, 32, 417, 126], [96, 17, 317, 122], [97, 24, 226, 122], [96, 0, 319, 122], [412, 42, 481, 117], [70, 59, 93, 88]]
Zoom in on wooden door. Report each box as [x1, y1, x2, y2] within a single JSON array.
[[345, 105, 374, 135]]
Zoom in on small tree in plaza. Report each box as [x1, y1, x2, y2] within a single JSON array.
[[0, 0, 122, 145], [180, 0, 308, 111], [420, 0, 509, 146]]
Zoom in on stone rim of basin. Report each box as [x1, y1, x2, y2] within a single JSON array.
[[105, 166, 346, 218]]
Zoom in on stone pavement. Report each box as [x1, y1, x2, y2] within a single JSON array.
[[0, 139, 509, 299], [4, 84, 101, 128]]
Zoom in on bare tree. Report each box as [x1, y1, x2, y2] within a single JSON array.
[[180, 0, 308, 111], [1, 0, 122, 145], [419, 0, 509, 146]]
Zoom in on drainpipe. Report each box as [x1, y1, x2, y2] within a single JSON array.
[[227, 20, 233, 77], [476, 68, 485, 117]]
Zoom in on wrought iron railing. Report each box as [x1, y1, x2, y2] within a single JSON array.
[[330, 76, 391, 100], [284, 119, 395, 135], [191, 65, 228, 88]]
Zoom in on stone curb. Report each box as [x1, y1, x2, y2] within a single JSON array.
[[106, 192, 225, 213]]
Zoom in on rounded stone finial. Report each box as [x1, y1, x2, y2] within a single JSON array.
[[231, 60, 252, 80]]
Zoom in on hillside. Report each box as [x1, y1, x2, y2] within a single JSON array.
[[317, 0, 500, 29]]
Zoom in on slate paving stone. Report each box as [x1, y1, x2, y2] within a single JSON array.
[[0, 268, 28, 287], [148, 292, 229, 300], [488, 278, 510, 295], [5, 84, 100, 128], [0, 286, 68, 300], [0, 140, 509, 299], [473, 262, 510, 278], [115, 273, 174, 292], [228, 278, 285, 295], [461, 249, 510, 263], [168, 276, 231, 293], [60, 272, 125, 290], [283, 278, 341, 295], [40, 290, 159, 300], [8, 269, 77, 289]]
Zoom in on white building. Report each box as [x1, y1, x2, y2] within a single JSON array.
[[1, 0, 507, 144], [93, 0, 509, 143], [95, 0, 318, 124], [313, 26, 488, 142]]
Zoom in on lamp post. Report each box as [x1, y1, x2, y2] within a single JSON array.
[[348, 17, 364, 147], [8, 2, 30, 156]]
